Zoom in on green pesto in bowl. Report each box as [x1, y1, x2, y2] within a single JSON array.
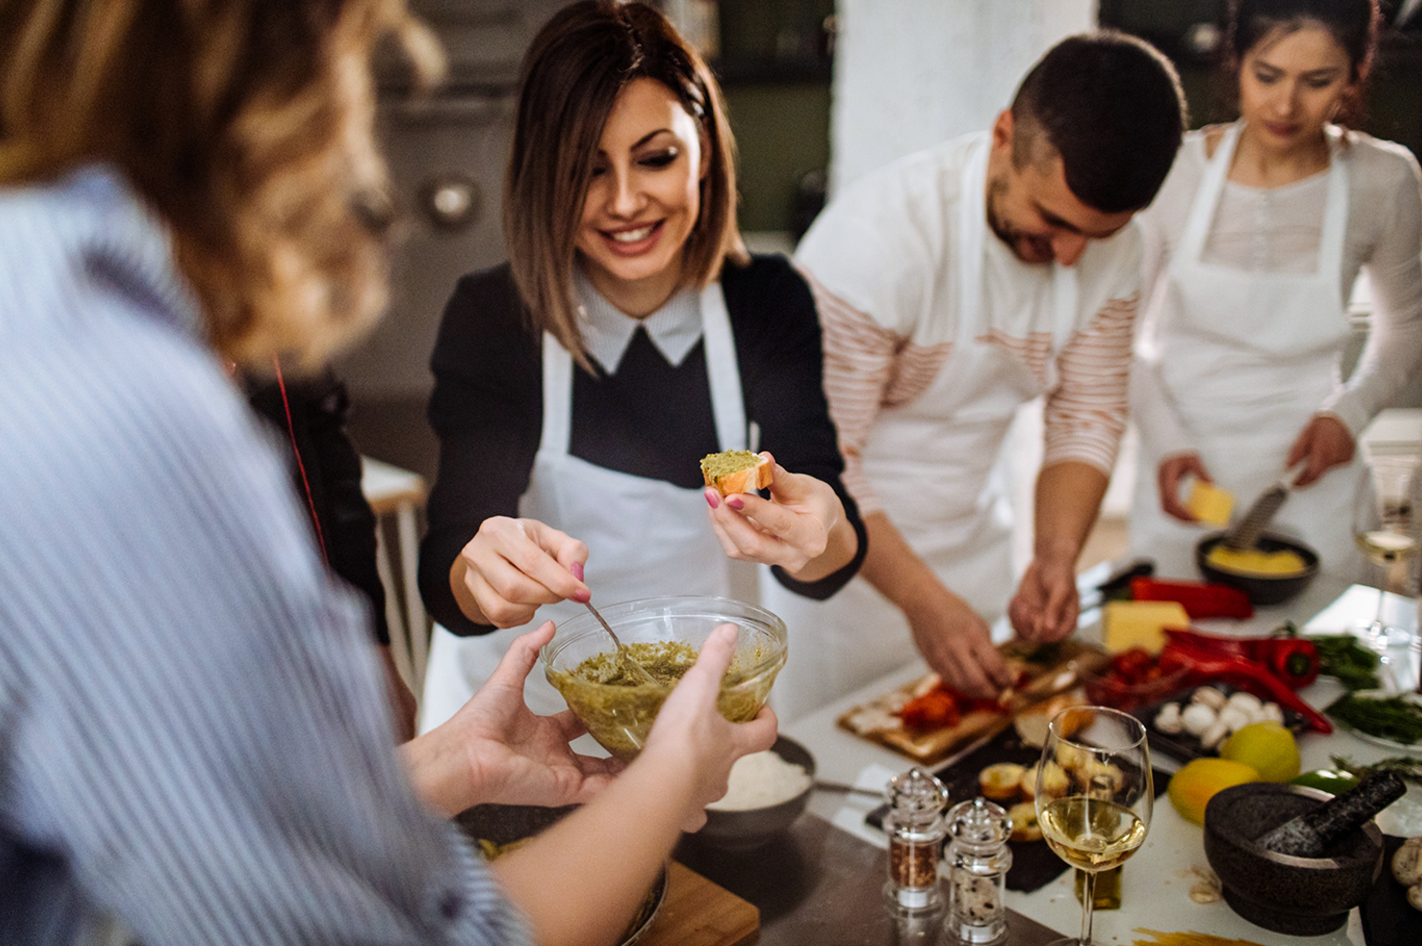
[[543, 597, 787, 762]]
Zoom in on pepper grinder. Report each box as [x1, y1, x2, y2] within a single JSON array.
[[945, 796, 1012, 944], [883, 767, 950, 913]]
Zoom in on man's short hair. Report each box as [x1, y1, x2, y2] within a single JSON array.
[[1011, 32, 1187, 214]]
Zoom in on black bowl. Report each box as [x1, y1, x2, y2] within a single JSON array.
[[1204, 782, 1383, 936], [694, 735, 815, 851], [1195, 531, 1319, 606]]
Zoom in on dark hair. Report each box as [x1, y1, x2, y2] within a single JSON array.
[[1226, 0, 1380, 127], [504, 0, 745, 359], [1010, 31, 1186, 214]]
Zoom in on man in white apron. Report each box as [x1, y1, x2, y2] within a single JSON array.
[[773, 33, 1187, 721]]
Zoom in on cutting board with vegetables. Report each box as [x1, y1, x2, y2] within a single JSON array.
[[836, 640, 1110, 765]]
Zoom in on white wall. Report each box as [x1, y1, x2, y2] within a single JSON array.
[[829, 0, 1097, 194]]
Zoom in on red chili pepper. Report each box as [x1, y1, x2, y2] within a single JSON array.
[[1130, 577, 1253, 619], [1157, 640, 1332, 734], [1161, 628, 1321, 689]]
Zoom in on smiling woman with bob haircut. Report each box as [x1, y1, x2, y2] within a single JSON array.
[[1129, 0, 1422, 580], [417, 0, 866, 728]]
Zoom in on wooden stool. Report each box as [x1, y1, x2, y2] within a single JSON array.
[[360, 457, 429, 697]]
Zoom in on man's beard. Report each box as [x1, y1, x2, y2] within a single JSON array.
[[986, 176, 1053, 264]]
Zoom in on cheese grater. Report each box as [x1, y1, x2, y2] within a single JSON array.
[[1221, 462, 1308, 550]]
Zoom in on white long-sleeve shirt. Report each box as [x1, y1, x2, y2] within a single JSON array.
[[794, 133, 1142, 516]]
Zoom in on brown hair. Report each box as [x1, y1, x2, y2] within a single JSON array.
[[0, 0, 442, 370], [1225, 0, 1381, 128], [504, 0, 746, 360], [1011, 31, 1186, 214]]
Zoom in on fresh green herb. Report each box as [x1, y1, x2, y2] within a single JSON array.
[[1326, 692, 1422, 745], [1329, 754, 1422, 786], [1311, 633, 1382, 691]]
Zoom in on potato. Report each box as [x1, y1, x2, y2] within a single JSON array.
[[1393, 836, 1422, 888]]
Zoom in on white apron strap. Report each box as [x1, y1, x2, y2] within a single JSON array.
[[1318, 126, 1351, 282], [700, 282, 749, 452], [1179, 122, 1243, 264], [538, 331, 573, 455], [955, 136, 992, 350]]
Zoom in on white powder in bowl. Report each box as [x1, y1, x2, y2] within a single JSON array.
[[705, 750, 812, 811]]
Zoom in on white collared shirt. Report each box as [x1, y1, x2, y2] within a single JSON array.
[[574, 266, 702, 373]]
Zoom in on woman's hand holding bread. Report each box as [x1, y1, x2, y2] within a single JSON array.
[[453, 516, 590, 627], [703, 451, 857, 582]]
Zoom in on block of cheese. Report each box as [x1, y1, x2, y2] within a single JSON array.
[[1186, 480, 1234, 526], [1101, 600, 1191, 655]]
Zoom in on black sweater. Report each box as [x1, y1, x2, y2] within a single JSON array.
[[419, 254, 867, 636]]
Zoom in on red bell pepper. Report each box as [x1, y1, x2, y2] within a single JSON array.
[[1161, 628, 1321, 689], [1156, 639, 1332, 734], [1130, 577, 1253, 619]]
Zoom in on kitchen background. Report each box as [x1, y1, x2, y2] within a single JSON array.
[[342, 0, 1422, 485], [340, 0, 1422, 576]]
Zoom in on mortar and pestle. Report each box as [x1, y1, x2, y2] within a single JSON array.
[[1203, 777, 1404, 935]]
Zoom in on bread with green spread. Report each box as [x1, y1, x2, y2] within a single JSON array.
[[700, 450, 772, 496]]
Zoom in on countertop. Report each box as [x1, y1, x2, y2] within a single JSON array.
[[753, 571, 1422, 946]]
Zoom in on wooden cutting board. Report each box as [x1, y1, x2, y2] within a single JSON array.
[[637, 861, 759, 946], [836, 639, 1109, 765]]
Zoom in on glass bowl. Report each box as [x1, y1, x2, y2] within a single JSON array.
[[542, 596, 787, 761]]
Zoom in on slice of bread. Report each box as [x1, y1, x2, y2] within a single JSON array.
[[700, 450, 772, 496]]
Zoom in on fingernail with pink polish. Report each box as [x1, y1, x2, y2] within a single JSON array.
[[570, 561, 584, 582], [705, 489, 720, 510], [573, 588, 591, 603], [727, 496, 744, 511]]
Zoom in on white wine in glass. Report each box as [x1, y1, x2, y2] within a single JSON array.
[[1035, 706, 1152, 946], [1352, 459, 1419, 648]]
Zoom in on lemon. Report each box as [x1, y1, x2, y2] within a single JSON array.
[[1167, 758, 1260, 825], [1220, 721, 1301, 783]]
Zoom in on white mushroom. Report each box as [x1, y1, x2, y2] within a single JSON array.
[[1393, 836, 1422, 887], [1191, 686, 1227, 710], [1155, 702, 1184, 734], [1201, 718, 1232, 750], [1408, 882, 1422, 912], [1217, 705, 1251, 733], [1225, 691, 1263, 720], [1182, 702, 1217, 737], [1260, 702, 1285, 724]]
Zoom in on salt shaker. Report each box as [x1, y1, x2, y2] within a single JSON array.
[[883, 767, 950, 912], [945, 796, 1012, 944]]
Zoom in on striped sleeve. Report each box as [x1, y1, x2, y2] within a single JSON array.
[[803, 270, 953, 515], [1042, 293, 1138, 474]]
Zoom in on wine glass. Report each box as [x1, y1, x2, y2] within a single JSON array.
[[1352, 457, 1419, 652], [1035, 706, 1152, 946]]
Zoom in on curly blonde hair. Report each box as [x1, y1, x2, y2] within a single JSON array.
[[0, 0, 442, 369]]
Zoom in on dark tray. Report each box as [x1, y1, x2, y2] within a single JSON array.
[[865, 727, 1170, 893], [1129, 682, 1309, 765]]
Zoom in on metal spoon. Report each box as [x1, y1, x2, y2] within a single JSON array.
[[583, 600, 658, 686]]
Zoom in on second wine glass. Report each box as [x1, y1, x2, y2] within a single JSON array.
[[1035, 706, 1152, 946]]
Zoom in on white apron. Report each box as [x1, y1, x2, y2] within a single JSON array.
[[420, 284, 758, 731], [765, 139, 1080, 724], [1130, 122, 1368, 582]]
